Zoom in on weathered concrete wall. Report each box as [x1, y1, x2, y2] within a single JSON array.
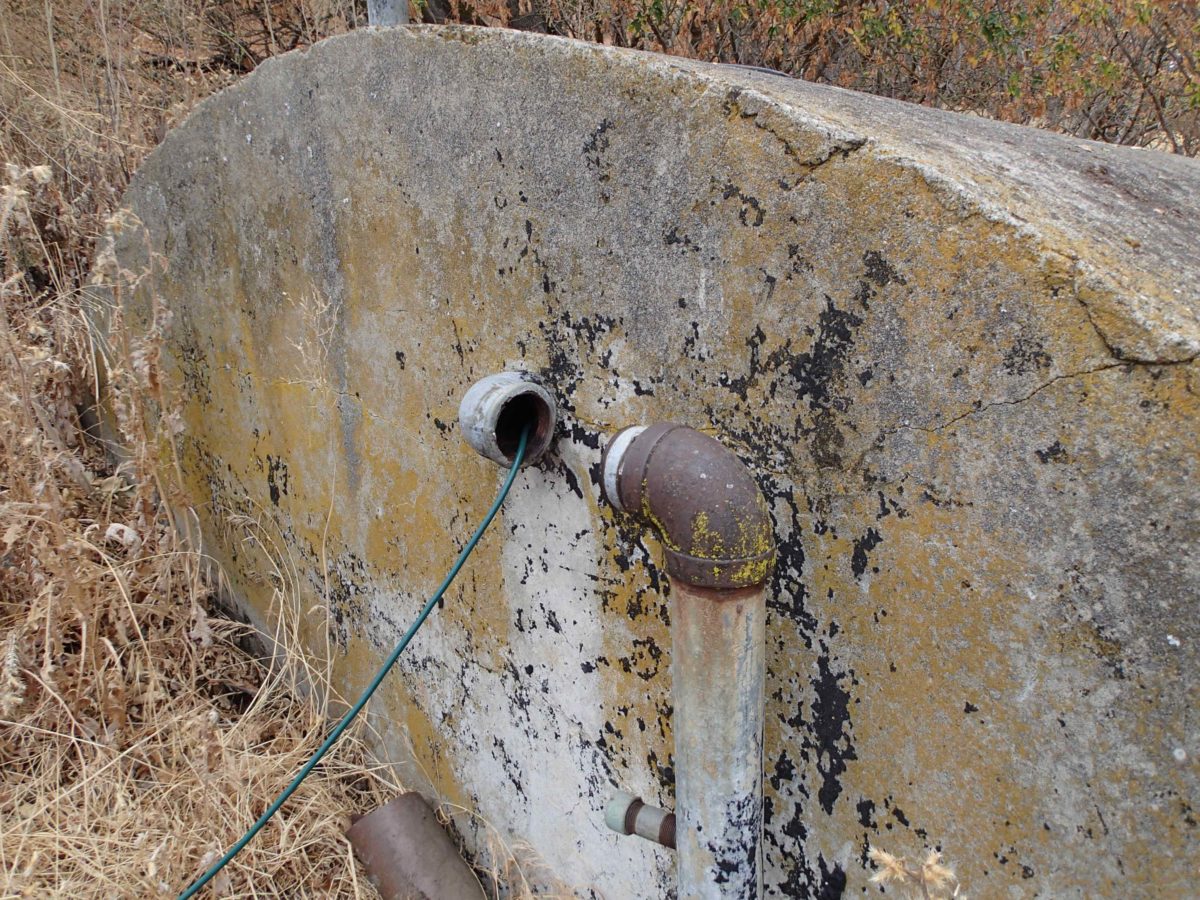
[[111, 25, 1199, 897]]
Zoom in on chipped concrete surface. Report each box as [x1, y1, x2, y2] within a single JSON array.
[[109, 26, 1198, 897]]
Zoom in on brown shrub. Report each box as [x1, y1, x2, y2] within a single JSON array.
[[445, 0, 1200, 155]]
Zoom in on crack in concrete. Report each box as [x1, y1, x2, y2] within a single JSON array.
[[728, 93, 867, 173], [893, 355, 1191, 438]]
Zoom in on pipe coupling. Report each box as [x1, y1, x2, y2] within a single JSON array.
[[604, 790, 676, 850], [601, 423, 775, 590]]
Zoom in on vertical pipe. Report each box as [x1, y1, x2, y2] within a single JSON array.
[[367, 0, 408, 26], [672, 583, 766, 899], [601, 423, 773, 898]]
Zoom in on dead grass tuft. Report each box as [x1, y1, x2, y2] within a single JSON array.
[[868, 846, 963, 899], [2, 155, 407, 896]]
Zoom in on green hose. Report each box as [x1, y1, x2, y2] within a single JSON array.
[[179, 424, 531, 899]]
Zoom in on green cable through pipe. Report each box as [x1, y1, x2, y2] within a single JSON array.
[[179, 423, 531, 899]]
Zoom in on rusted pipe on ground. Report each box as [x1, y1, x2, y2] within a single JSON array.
[[601, 423, 774, 899], [346, 792, 485, 899]]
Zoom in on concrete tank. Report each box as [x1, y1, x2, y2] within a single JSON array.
[[106, 25, 1199, 897]]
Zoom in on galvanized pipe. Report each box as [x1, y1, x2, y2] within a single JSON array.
[[605, 790, 677, 849], [458, 372, 557, 466], [367, 0, 408, 26], [346, 792, 484, 899], [601, 423, 774, 899], [672, 582, 765, 898]]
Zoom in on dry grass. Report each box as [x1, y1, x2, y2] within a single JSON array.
[[2, 3, 410, 897], [452, 0, 1200, 156], [868, 846, 962, 900], [2, 160, 406, 896]]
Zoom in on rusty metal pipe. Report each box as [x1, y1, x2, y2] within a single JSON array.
[[605, 790, 677, 849], [601, 423, 774, 899], [346, 792, 485, 899]]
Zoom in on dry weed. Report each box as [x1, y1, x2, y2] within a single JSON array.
[[2, 161, 405, 897], [868, 846, 963, 900]]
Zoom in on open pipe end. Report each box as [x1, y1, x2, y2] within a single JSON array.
[[459, 372, 556, 466], [601, 423, 775, 590]]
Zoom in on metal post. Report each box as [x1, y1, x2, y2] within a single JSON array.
[[367, 0, 408, 26]]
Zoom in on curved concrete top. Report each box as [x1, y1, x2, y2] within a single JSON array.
[[110, 25, 1198, 898]]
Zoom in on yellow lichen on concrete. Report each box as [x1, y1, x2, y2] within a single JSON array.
[[110, 26, 1200, 899]]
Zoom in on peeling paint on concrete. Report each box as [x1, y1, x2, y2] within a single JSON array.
[[108, 26, 1199, 898]]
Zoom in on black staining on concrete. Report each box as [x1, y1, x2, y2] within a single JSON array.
[[762, 271, 779, 303], [583, 118, 613, 172], [664, 225, 701, 253], [265, 454, 289, 505], [717, 292, 864, 473], [394, 349, 406, 368], [855, 250, 905, 311], [721, 182, 765, 226], [862, 250, 906, 288], [448, 319, 467, 364], [708, 792, 761, 890], [679, 319, 711, 364], [327, 552, 368, 650], [1003, 336, 1053, 376], [583, 118, 614, 200], [490, 736, 528, 802], [807, 653, 857, 815], [567, 420, 602, 452], [748, 298, 864, 469], [892, 806, 911, 827], [792, 298, 864, 415], [536, 308, 620, 425], [762, 480, 817, 639], [850, 527, 882, 579], [646, 747, 675, 791], [544, 454, 585, 499], [503, 658, 535, 729], [174, 313, 214, 405], [618, 636, 664, 682], [770, 749, 797, 791], [875, 489, 908, 521], [1035, 440, 1068, 463], [717, 325, 765, 401], [764, 625, 859, 892], [964, 701, 979, 714], [815, 857, 847, 900], [856, 797, 877, 828]]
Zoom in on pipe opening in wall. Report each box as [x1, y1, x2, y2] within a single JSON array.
[[459, 372, 557, 467], [496, 391, 552, 462]]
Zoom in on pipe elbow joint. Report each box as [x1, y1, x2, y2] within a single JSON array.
[[601, 423, 775, 590]]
